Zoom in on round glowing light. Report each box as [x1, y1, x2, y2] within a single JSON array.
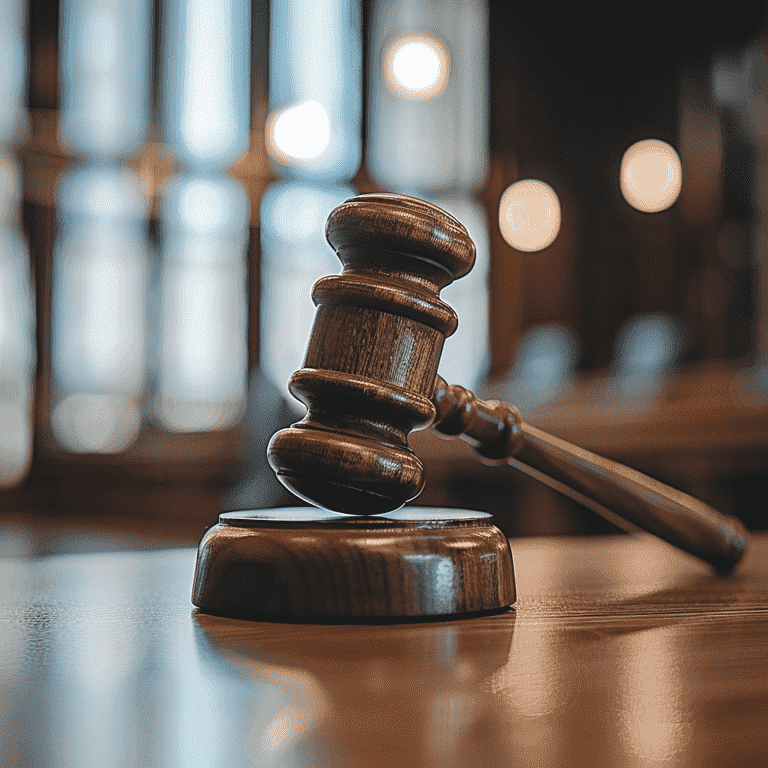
[[620, 139, 682, 213], [266, 100, 330, 164], [385, 35, 449, 101], [498, 179, 561, 252]]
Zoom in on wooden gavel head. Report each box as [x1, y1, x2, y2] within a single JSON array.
[[267, 194, 475, 514]]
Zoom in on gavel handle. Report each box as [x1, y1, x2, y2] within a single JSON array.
[[432, 377, 749, 573]]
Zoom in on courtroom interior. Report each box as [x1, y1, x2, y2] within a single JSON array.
[[1, 3, 768, 767], [2, 2, 767, 550]]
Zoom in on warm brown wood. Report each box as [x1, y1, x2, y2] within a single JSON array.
[[191, 507, 515, 619], [266, 192, 748, 573], [432, 377, 749, 573], [267, 193, 475, 514], [2, 534, 768, 767]]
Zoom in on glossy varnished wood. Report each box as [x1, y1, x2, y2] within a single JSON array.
[[431, 377, 749, 572], [192, 507, 515, 619], [267, 194, 475, 514], [266, 193, 748, 572], [2, 533, 767, 767]]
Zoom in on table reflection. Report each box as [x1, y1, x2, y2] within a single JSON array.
[[1, 536, 766, 767], [194, 612, 515, 767]]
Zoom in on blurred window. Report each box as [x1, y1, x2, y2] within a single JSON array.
[[260, 0, 361, 405], [0, 0, 33, 486]]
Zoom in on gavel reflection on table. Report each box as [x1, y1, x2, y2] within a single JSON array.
[[192, 194, 749, 621]]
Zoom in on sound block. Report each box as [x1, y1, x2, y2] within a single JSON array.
[[192, 507, 515, 621]]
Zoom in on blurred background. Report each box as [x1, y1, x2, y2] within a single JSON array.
[[1, 1, 768, 555]]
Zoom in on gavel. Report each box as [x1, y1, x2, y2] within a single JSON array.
[[192, 193, 749, 621]]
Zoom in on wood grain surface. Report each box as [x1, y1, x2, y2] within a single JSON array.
[[267, 194, 475, 514], [191, 508, 515, 619], [2, 532, 767, 767]]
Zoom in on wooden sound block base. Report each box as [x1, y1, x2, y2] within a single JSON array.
[[192, 507, 516, 621]]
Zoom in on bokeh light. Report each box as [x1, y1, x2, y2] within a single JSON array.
[[385, 35, 449, 101], [498, 179, 561, 252], [620, 139, 682, 213], [266, 100, 330, 164]]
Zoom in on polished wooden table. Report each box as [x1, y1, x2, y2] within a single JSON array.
[[2, 531, 767, 767]]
